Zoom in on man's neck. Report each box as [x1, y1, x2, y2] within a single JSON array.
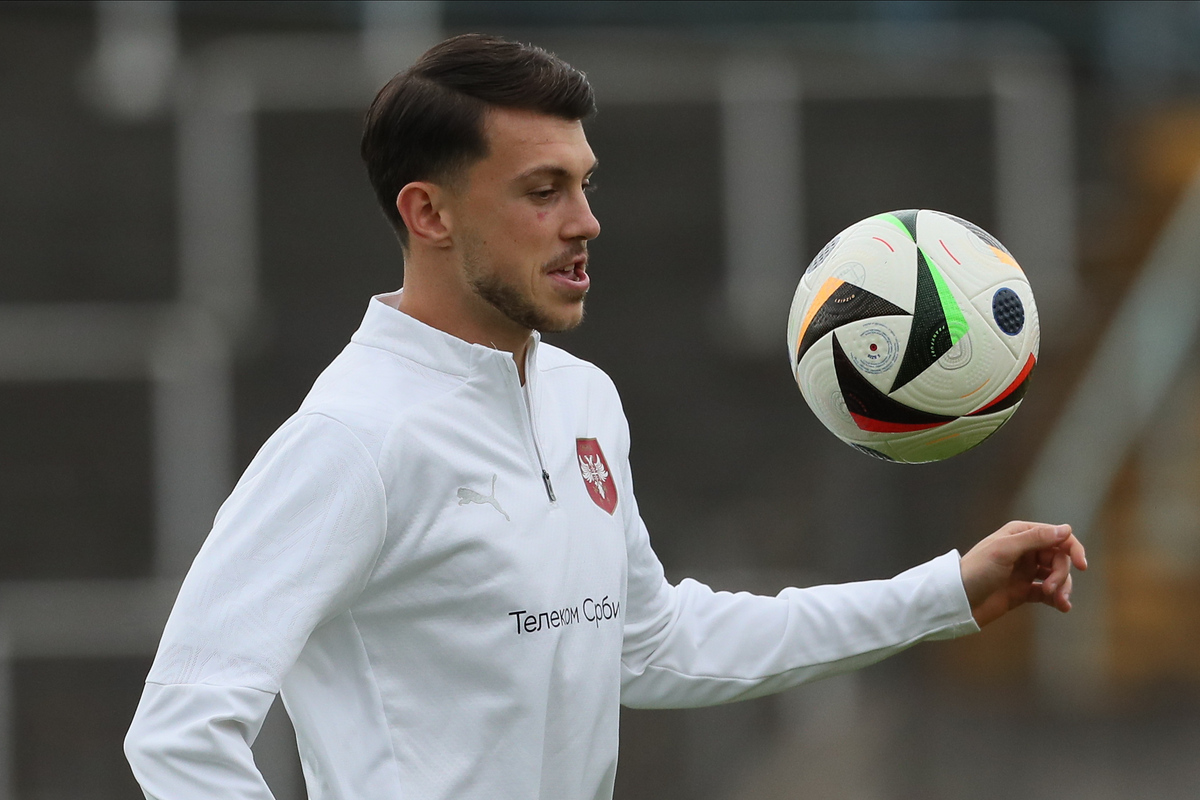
[[396, 276, 533, 384]]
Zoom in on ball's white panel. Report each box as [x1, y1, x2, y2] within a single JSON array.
[[787, 278, 812, 366], [969, 346, 1029, 415], [888, 294, 1016, 416], [968, 277, 1040, 362], [797, 233, 845, 294], [788, 208, 1040, 463], [883, 411, 1013, 463], [795, 332, 858, 442], [801, 216, 918, 312], [789, 214, 921, 374], [838, 216, 919, 313], [919, 210, 1026, 297], [831, 315, 914, 396]]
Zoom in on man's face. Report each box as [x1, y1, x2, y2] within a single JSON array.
[[447, 107, 600, 335]]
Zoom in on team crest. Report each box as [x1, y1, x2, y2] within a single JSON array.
[[576, 438, 617, 515]]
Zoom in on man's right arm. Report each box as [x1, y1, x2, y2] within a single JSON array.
[[125, 412, 388, 799]]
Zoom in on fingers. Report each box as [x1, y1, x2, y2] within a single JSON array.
[[1065, 530, 1088, 570], [1008, 522, 1080, 610], [1037, 548, 1056, 570], [996, 522, 1070, 561], [1042, 573, 1073, 613], [1043, 549, 1070, 595], [1028, 573, 1072, 612], [997, 522, 1088, 572], [1043, 523, 1087, 571], [967, 520, 1085, 622]]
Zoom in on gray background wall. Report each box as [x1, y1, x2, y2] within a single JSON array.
[[3, 2, 1200, 799]]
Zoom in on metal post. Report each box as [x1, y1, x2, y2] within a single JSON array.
[[720, 58, 803, 355]]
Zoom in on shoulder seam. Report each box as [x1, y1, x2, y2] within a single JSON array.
[[541, 361, 603, 372], [144, 680, 277, 695], [347, 340, 470, 380]]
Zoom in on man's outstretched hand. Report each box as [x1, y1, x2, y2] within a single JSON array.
[[960, 521, 1087, 628]]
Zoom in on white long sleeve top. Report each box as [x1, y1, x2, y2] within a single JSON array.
[[125, 291, 979, 800]]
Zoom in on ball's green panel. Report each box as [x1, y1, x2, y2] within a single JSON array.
[[788, 208, 1039, 463], [921, 252, 969, 345], [876, 210, 918, 240], [890, 247, 953, 393]]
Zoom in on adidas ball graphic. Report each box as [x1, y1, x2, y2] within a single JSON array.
[[787, 209, 1039, 463]]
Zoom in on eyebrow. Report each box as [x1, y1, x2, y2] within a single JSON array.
[[515, 160, 599, 182]]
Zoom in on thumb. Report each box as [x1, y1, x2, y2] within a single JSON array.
[[1002, 523, 1069, 557]]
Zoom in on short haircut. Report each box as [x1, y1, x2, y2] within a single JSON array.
[[361, 33, 596, 247]]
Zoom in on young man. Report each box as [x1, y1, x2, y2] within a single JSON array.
[[125, 34, 1085, 800]]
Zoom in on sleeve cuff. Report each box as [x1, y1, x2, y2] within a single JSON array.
[[924, 549, 980, 640]]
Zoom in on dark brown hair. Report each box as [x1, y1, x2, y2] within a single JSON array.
[[361, 34, 595, 247]]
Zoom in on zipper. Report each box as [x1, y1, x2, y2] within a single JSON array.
[[522, 349, 557, 505]]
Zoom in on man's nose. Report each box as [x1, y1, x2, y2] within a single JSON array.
[[566, 193, 601, 241]]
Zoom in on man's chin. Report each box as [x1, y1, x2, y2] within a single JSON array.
[[536, 303, 586, 334], [471, 277, 586, 334]]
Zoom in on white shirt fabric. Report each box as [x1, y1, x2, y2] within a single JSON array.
[[125, 291, 979, 800]]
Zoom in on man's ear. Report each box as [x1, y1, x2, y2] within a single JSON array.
[[396, 181, 453, 248]]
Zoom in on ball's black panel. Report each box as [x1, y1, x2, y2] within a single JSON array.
[[796, 282, 909, 363], [833, 334, 958, 426], [991, 287, 1025, 335], [889, 208, 919, 240], [889, 248, 952, 393], [850, 442, 899, 462]]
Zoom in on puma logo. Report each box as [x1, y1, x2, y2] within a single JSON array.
[[457, 474, 510, 521]]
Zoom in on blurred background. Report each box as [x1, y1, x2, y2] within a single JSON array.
[[2, 1, 1200, 798]]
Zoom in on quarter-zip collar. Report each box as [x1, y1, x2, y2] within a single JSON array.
[[520, 340, 556, 503], [351, 290, 540, 382], [353, 291, 557, 504]]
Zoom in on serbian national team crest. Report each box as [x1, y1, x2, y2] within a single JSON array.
[[576, 438, 617, 515]]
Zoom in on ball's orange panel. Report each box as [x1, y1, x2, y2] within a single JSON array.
[[796, 276, 844, 352]]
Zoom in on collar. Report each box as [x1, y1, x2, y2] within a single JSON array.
[[350, 290, 540, 379]]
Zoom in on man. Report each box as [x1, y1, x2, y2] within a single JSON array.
[[125, 34, 1085, 800]]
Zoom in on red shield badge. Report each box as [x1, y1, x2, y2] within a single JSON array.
[[576, 438, 617, 515]]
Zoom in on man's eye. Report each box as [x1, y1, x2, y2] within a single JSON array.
[[531, 188, 556, 200], [583, 180, 597, 193]]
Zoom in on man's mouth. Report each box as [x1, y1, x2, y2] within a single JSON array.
[[547, 254, 590, 291]]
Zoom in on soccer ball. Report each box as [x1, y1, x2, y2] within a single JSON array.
[[787, 209, 1039, 463]]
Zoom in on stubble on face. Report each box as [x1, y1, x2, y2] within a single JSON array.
[[462, 236, 588, 333]]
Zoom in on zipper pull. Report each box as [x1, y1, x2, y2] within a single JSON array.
[[542, 470, 556, 503]]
